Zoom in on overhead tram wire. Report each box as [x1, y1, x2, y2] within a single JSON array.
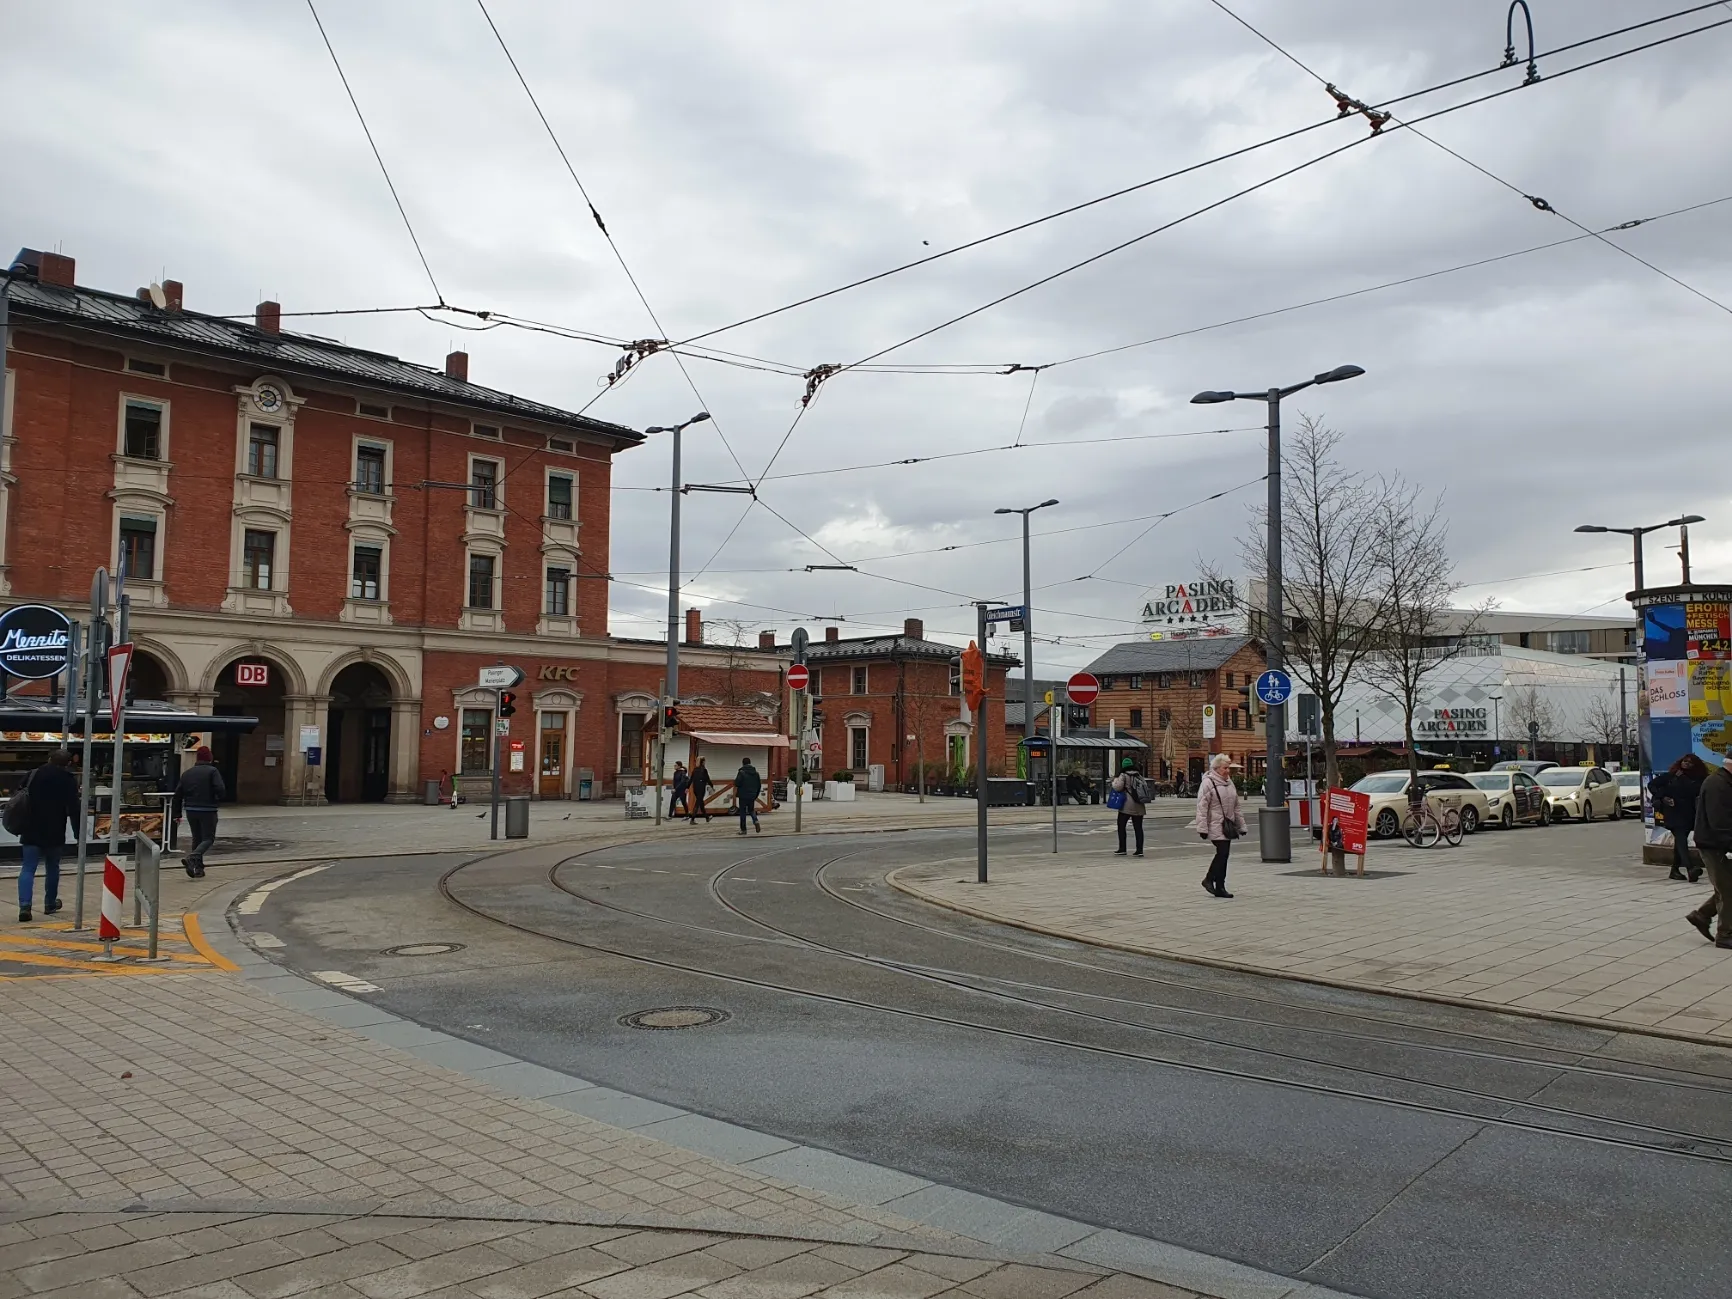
[[668, 3, 1731, 352], [1206, 0, 1732, 319], [303, 0, 445, 303]]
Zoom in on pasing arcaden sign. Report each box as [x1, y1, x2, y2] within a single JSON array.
[[0, 604, 73, 680], [1141, 579, 1239, 625]]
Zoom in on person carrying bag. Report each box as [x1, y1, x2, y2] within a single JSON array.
[[1192, 754, 1247, 898], [1109, 758, 1151, 857]]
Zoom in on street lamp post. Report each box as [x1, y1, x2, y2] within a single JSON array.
[[644, 411, 710, 823], [1192, 365, 1365, 863], [1573, 515, 1704, 595], [994, 499, 1059, 808], [1490, 694, 1502, 756]]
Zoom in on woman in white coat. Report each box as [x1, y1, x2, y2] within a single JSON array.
[[1193, 754, 1248, 897]]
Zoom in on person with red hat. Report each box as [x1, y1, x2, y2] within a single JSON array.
[[174, 746, 226, 878]]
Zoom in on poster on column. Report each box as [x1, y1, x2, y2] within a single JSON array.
[[1647, 663, 1688, 718]]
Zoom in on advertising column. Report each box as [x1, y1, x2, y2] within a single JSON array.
[[1634, 584, 1731, 861]]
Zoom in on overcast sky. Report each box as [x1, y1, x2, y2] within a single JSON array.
[[10, 0, 1730, 676]]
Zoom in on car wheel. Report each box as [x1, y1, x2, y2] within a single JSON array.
[[1460, 806, 1480, 834], [1375, 808, 1399, 839], [1581, 798, 1594, 823], [1501, 805, 1516, 829]]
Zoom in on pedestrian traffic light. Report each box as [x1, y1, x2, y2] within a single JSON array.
[[498, 691, 517, 718], [662, 703, 680, 733]]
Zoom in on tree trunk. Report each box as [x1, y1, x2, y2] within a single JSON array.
[[917, 735, 925, 803]]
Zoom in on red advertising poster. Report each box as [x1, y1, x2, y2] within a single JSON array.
[[1323, 787, 1371, 857]]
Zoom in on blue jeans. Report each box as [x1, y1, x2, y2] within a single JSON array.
[[737, 802, 759, 832], [19, 842, 63, 910]]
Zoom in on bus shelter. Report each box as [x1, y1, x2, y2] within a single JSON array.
[[1023, 730, 1150, 806]]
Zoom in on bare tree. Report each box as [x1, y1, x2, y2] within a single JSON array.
[[1360, 484, 1489, 782], [1580, 690, 1626, 754], [1506, 686, 1559, 752], [1242, 415, 1389, 794], [900, 687, 953, 802], [705, 619, 759, 707]]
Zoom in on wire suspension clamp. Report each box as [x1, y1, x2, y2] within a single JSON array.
[[801, 363, 842, 407], [1502, 0, 1542, 85], [1323, 83, 1390, 135], [603, 338, 667, 387]]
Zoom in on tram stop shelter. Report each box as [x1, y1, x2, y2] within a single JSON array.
[[1022, 729, 1150, 805]]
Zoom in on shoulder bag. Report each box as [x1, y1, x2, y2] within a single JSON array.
[[3, 770, 36, 836], [1211, 781, 1240, 840]]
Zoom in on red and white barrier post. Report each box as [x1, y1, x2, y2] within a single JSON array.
[[97, 855, 126, 958]]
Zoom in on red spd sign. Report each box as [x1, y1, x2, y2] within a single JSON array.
[[235, 662, 270, 687], [1323, 787, 1371, 857]]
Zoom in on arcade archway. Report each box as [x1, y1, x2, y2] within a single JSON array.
[[325, 661, 394, 803], [212, 656, 292, 803]]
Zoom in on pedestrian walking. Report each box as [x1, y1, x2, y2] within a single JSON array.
[[174, 746, 226, 878], [1193, 754, 1247, 898], [1652, 754, 1707, 881], [14, 749, 79, 922], [1109, 758, 1150, 856], [669, 761, 692, 818], [1175, 770, 1189, 799], [1686, 752, 1732, 949], [733, 758, 762, 835], [687, 757, 713, 824]]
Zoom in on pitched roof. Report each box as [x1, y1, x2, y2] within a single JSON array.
[[668, 704, 778, 733], [1084, 635, 1259, 675], [5, 277, 641, 446], [799, 634, 1019, 667]]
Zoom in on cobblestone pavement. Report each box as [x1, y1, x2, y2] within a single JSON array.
[[893, 818, 1732, 1042]]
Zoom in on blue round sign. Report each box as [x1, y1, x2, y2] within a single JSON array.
[[0, 604, 72, 680], [1255, 669, 1293, 706]]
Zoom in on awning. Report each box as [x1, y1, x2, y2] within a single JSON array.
[[0, 697, 259, 736], [687, 730, 792, 748], [1021, 735, 1148, 750]]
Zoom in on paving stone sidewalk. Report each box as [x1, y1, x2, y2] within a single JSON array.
[[893, 820, 1732, 1042]]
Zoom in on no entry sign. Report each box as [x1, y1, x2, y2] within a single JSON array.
[[788, 663, 810, 691], [1066, 672, 1100, 705]]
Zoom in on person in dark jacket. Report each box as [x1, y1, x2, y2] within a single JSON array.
[[1654, 753, 1708, 881], [668, 762, 692, 818], [686, 758, 712, 824], [175, 747, 226, 878], [1687, 752, 1732, 948], [17, 750, 80, 922], [733, 759, 763, 835]]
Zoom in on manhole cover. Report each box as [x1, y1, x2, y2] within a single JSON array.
[[619, 1006, 731, 1030], [382, 943, 465, 957]]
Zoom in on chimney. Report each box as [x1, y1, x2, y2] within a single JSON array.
[[684, 608, 702, 645], [758, 630, 776, 651], [255, 300, 281, 334], [903, 618, 924, 639], [162, 279, 183, 311], [38, 252, 75, 287], [446, 350, 469, 382], [825, 626, 840, 643]]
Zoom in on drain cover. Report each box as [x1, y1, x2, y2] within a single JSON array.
[[382, 943, 465, 957], [619, 1006, 731, 1030]]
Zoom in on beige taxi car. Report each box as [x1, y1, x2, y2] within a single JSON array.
[[1463, 769, 1551, 829], [1534, 766, 1622, 822], [1350, 769, 1493, 839]]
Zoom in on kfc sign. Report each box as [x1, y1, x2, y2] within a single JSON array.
[[235, 662, 270, 688]]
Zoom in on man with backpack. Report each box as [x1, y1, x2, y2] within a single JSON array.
[[11, 749, 80, 922], [1110, 757, 1153, 857], [174, 747, 226, 878], [733, 758, 763, 835]]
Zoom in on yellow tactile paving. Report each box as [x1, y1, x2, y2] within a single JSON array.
[[0, 917, 222, 978]]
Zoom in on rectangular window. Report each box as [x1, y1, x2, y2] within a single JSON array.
[[547, 473, 574, 520], [470, 459, 499, 510], [1099, 676, 1114, 691], [351, 546, 382, 601], [852, 666, 868, 695], [1129, 708, 1143, 729], [247, 423, 279, 477], [1226, 672, 1236, 688], [548, 437, 574, 453], [242, 529, 275, 590], [1129, 676, 1142, 689], [1158, 708, 1172, 727], [1157, 673, 1171, 690], [1548, 630, 1591, 654], [850, 727, 868, 770], [544, 566, 570, 616], [126, 358, 165, 376], [1189, 671, 1204, 687], [355, 444, 386, 494], [119, 516, 157, 581], [358, 401, 390, 419], [473, 423, 501, 440], [460, 708, 493, 774], [123, 401, 162, 459], [467, 553, 495, 609]]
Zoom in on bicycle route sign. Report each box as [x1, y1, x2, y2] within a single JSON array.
[[1255, 670, 1293, 706]]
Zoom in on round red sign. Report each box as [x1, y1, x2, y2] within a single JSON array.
[[1066, 671, 1100, 705], [787, 663, 810, 691]]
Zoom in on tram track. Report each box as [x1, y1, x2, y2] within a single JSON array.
[[434, 841, 1732, 1167]]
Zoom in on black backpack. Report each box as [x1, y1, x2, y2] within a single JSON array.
[[2, 770, 35, 836]]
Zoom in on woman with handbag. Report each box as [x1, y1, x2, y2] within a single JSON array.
[[1193, 754, 1247, 898], [1109, 758, 1149, 857]]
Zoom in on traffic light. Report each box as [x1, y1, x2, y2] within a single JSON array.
[[1231, 684, 1262, 728], [498, 691, 517, 718], [662, 703, 680, 733]]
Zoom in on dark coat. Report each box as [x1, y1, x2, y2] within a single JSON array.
[[1656, 771, 1702, 834], [175, 761, 227, 812], [690, 764, 713, 795], [733, 764, 763, 808], [1696, 766, 1732, 850], [18, 763, 80, 849], [671, 768, 692, 794]]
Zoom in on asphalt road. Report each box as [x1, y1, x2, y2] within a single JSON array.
[[246, 815, 1732, 1299]]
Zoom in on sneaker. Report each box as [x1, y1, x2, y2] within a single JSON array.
[[17, 908, 29, 923], [754, 822, 761, 833], [1688, 913, 1715, 942], [45, 898, 61, 914], [1215, 889, 1235, 899], [1669, 869, 1687, 881], [1132, 851, 1143, 857]]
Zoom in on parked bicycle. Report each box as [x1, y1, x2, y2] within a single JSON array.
[[1402, 791, 1463, 848]]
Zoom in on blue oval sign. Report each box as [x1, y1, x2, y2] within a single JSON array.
[[0, 604, 73, 679]]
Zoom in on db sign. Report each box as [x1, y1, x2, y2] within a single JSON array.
[[235, 663, 270, 688]]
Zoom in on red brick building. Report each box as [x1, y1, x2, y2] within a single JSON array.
[[0, 249, 784, 802], [1083, 636, 1267, 784], [796, 621, 1017, 786]]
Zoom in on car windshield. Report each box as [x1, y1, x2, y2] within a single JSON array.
[[1352, 774, 1409, 794], [1537, 769, 1586, 788], [1617, 772, 1642, 788], [1464, 773, 1508, 790]]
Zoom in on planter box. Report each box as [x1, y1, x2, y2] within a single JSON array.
[[825, 780, 857, 802]]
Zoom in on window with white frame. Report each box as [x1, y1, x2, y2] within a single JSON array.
[[470, 458, 500, 510], [351, 545, 383, 601], [126, 358, 166, 376], [354, 443, 387, 494], [242, 529, 276, 589], [122, 400, 164, 459], [246, 423, 280, 477], [544, 566, 570, 616], [467, 553, 496, 609], [120, 516, 158, 581], [473, 422, 501, 440], [850, 726, 869, 770], [460, 708, 493, 773], [546, 472, 574, 520], [357, 401, 390, 419], [852, 666, 868, 694]]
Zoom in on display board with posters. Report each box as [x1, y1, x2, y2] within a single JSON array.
[[1636, 587, 1732, 847], [1320, 787, 1371, 876]]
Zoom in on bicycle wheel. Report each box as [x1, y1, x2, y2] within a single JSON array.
[[1402, 809, 1440, 848], [1441, 808, 1463, 847]]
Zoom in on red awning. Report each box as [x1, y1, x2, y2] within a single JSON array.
[[687, 731, 792, 748]]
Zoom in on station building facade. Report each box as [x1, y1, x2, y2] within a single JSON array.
[[0, 249, 784, 803]]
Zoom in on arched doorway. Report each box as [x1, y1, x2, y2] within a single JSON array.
[[326, 662, 393, 803], [130, 651, 170, 703], [213, 657, 290, 803]]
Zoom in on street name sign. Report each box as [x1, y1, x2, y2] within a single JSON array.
[[478, 665, 524, 689], [985, 605, 1026, 623]]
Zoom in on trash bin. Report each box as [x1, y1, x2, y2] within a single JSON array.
[[423, 779, 441, 806], [505, 796, 530, 839]]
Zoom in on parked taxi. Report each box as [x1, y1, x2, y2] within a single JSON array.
[[1462, 769, 1551, 829], [1534, 766, 1621, 822], [1350, 769, 1493, 839]]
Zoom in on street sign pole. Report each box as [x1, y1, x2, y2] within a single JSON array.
[[74, 568, 107, 930], [106, 567, 131, 911], [975, 603, 989, 884], [491, 688, 503, 840], [1051, 694, 1062, 853], [791, 628, 809, 834]]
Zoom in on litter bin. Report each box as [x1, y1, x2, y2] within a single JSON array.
[[505, 796, 530, 839], [423, 779, 441, 806]]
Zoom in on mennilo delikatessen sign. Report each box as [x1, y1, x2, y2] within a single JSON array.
[[1140, 579, 1240, 626], [0, 604, 73, 680]]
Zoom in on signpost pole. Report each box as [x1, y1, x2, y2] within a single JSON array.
[[1051, 695, 1061, 853], [490, 688, 502, 840], [1262, 388, 1291, 863], [73, 569, 107, 930], [106, 571, 131, 926], [975, 604, 989, 885]]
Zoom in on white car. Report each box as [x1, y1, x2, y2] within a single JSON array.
[[1615, 770, 1644, 819], [1350, 770, 1491, 839], [1535, 766, 1620, 822], [1462, 770, 1551, 829]]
